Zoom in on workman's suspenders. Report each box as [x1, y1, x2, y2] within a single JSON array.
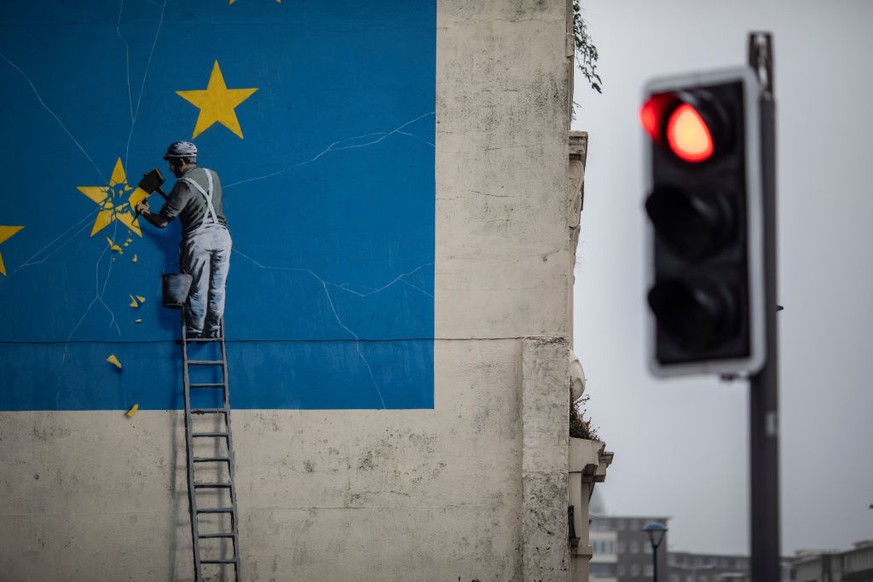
[[180, 170, 221, 228]]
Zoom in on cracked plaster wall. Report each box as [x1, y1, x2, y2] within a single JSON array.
[[0, 0, 575, 580]]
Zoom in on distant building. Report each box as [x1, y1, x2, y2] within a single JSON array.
[[791, 540, 873, 582], [590, 514, 795, 582], [590, 515, 669, 581], [668, 550, 750, 582]]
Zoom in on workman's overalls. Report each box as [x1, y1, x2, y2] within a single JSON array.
[[178, 169, 232, 338]]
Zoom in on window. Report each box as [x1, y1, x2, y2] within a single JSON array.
[[631, 541, 640, 554], [618, 542, 627, 554], [630, 564, 640, 576]]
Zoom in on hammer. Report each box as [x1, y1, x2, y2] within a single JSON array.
[[132, 169, 169, 221]]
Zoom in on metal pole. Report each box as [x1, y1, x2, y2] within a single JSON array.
[[748, 32, 781, 582], [652, 544, 659, 582]]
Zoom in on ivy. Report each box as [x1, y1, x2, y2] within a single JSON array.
[[572, 0, 603, 94]]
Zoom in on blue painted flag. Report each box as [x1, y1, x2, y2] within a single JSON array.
[[0, 1, 435, 410]]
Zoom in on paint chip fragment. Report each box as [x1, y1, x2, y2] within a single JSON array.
[[105, 237, 123, 254], [132, 254, 138, 263], [126, 404, 139, 417], [135, 318, 142, 324], [106, 354, 122, 369], [136, 295, 146, 304]]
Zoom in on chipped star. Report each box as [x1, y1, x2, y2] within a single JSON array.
[[177, 61, 258, 139], [0, 225, 24, 276], [77, 158, 148, 237]]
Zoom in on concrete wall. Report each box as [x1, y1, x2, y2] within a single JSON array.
[[0, 0, 579, 580]]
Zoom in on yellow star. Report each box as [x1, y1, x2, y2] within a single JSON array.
[[176, 61, 258, 139], [0, 225, 24, 276], [77, 158, 148, 237]]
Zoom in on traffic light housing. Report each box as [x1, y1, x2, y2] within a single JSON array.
[[642, 68, 765, 376]]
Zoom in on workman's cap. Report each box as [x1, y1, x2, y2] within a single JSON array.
[[163, 141, 198, 160]]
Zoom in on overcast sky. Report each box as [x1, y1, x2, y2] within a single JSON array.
[[571, 0, 873, 556]]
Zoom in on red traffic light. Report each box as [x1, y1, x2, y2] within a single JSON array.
[[666, 104, 714, 162], [640, 92, 721, 163], [641, 68, 765, 377]]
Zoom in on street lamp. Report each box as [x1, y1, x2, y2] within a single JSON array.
[[643, 522, 668, 582]]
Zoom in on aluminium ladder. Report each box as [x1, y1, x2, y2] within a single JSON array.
[[181, 319, 241, 582]]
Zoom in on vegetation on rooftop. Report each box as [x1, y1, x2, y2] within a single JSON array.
[[570, 393, 599, 441]]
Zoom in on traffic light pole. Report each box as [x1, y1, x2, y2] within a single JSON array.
[[747, 32, 781, 582]]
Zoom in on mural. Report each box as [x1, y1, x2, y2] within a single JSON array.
[[0, 1, 436, 410]]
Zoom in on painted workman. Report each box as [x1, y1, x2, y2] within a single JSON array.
[[135, 141, 232, 338]]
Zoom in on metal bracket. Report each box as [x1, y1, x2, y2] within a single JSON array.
[[748, 32, 774, 99]]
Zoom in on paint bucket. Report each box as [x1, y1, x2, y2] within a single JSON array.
[[162, 273, 193, 308]]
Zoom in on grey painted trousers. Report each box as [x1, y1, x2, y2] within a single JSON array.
[[180, 224, 232, 336]]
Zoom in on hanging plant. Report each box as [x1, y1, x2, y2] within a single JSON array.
[[572, 1, 603, 94]]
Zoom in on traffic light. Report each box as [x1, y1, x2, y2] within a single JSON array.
[[641, 68, 765, 376]]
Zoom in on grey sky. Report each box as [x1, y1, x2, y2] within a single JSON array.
[[572, 0, 873, 556]]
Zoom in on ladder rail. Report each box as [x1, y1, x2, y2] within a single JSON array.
[[219, 319, 241, 568], [181, 320, 204, 581]]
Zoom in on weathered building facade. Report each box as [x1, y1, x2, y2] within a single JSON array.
[[0, 1, 603, 580]]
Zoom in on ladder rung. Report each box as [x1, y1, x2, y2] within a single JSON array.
[[201, 558, 239, 565], [188, 360, 224, 365], [198, 532, 235, 539], [192, 432, 229, 438], [193, 456, 231, 464], [197, 507, 235, 514], [190, 382, 224, 388], [194, 482, 233, 489], [191, 408, 228, 415], [187, 337, 223, 343]]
